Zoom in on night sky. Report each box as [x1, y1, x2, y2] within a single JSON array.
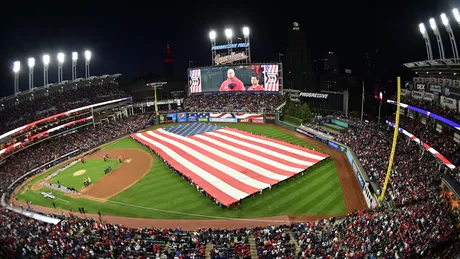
[[0, 0, 457, 97]]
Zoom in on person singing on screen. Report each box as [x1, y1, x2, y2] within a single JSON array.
[[247, 75, 264, 91], [219, 69, 245, 91]]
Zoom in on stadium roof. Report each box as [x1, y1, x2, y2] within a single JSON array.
[[403, 58, 460, 77]]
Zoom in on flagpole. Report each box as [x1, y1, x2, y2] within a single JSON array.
[[361, 81, 364, 122]]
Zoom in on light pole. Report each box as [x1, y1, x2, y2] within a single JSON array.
[[440, 13, 459, 60], [57, 53, 64, 83], [429, 18, 446, 59], [43, 54, 50, 86], [85, 50, 91, 78], [225, 28, 233, 56], [209, 31, 217, 65], [72, 52, 78, 80], [28, 58, 35, 91], [13, 61, 20, 95], [242, 26, 251, 63], [419, 23, 434, 60]]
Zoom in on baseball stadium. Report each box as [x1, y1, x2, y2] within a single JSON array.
[[1, 24, 460, 259]]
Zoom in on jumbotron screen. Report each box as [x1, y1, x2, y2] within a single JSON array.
[[188, 64, 280, 93]]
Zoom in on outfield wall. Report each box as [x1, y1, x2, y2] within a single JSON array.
[[282, 123, 379, 209]]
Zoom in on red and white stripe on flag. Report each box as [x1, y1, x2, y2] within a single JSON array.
[[189, 69, 201, 93], [131, 128, 329, 206]]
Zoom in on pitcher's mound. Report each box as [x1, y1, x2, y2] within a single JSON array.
[[73, 170, 86, 176]]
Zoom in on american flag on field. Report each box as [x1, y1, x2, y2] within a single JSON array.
[[209, 113, 263, 120], [189, 69, 201, 93], [263, 65, 279, 91], [131, 123, 329, 206]]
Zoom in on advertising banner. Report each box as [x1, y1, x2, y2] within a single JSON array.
[[239, 119, 249, 123], [295, 128, 315, 139], [315, 135, 328, 144], [177, 112, 187, 122], [416, 83, 426, 91], [330, 119, 348, 128], [188, 116, 197, 122], [327, 140, 339, 150], [188, 112, 209, 122], [351, 160, 365, 188], [411, 91, 424, 99], [159, 115, 165, 123], [188, 64, 280, 93], [444, 86, 460, 98], [198, 118, 209, 122], [404, 82, 413, 90], [401, 89, 410, 96], [440, 96, 457, 110], [166, 113, 177, 122], [265, 114, 276, 124], [443, 78, 452, 87], [251, 119, 264, 124], [453, 80, 460, 89], [423, 92, 434, 101], [209, 118, 237, 123], [429, 84, 442, 93]]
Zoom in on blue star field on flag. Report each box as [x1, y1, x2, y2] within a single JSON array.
[[163, 123, 224, 137]]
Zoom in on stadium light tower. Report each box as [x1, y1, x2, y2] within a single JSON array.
[[84, 50, 91, 78], [225, 28, 233, 55], [72, 52, 78, 80], [13, 61, 20, 95], [242, 26, 251, 63], [419, 23, 434, 60], [28, 57, 35, 91], [43, 54, 50, 86], [440, 13, 459, 61], [429, 18, 446, 59], [57, 53, 65, 83], [209, 31, 217, 65]]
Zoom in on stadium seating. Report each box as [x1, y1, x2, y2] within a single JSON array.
[[0, 82, 127, 135], [184, 93, 285, 112]]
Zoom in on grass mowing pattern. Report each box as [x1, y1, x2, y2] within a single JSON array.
[[17, 124, 346, 219]]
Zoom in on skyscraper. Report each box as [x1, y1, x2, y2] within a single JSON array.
[[286, 22, 314, 90], [164, 44, 174, 79], [323, 52, 339, 74]]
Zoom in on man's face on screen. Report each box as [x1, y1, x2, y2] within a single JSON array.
[[227, 69, 235, 79], [251, 77, 259, 86]]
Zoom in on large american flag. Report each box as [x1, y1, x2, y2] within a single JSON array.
[[189, 69, 201, 93], [209, 113, 264, 120], [131, 123, 329, 206], [263, 65, 279, 91]]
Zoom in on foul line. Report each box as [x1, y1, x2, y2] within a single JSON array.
[[57, 198, 69, 205], [74, 193, 332, 223]]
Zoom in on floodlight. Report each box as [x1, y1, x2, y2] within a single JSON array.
[[453, 8, 460, 22], [28, 58, 35, 68], [441, 13, 449, 26], [13, 61, 20, 73], [429, 18, 437, 30], [43, 54, 50, 65], [57, 53, 65, 63], [419, 23, 426, 34], [72, 52, 78, 61], [209, 31, 216, 40], [84, 50, 91, 61], [242, 27, 250, 36], [224, 29, 233, 39]]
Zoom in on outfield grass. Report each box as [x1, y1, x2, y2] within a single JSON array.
[[49, 159, 120, 190], [16, 124, 346, 219]]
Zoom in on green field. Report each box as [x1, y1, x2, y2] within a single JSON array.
[[16, 123, 346, 220], [49, 160, 121, 190]]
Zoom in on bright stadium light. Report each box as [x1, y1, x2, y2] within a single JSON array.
[[84, 50, 91, 61], [209, 30, 216, 40], [43, 54, 50, 65], [242, 27, 250, 36], [419, 23, 433, 60], [71, 52, 78, 80], [441, 13, 449, 26], [441, 12, 460, 60], [28, 57, 35, 68], [419, 23, 426, 34], [429, 18, 437, 30], [224, 28, 233, 39], [13, 61, 20, 95], [43, 54, 50, 86], [453, 8, 460, 23], [72, 52, 78, 61], [57, 52, 65, 63], [429, 18, 446, 59], [28, 58, 35, 91]]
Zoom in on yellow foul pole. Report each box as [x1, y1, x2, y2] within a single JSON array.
[[378, 77, 401, 203], [154, 86, 159, 117]]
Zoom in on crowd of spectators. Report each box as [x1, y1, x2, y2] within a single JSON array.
[[253, 225, 296, 258], [400, 95, 460, 124], [0, 82, 127, 134], [184, 93, 285, 113], [0, 114, 151, 193], [208, 228, 251, 259]]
